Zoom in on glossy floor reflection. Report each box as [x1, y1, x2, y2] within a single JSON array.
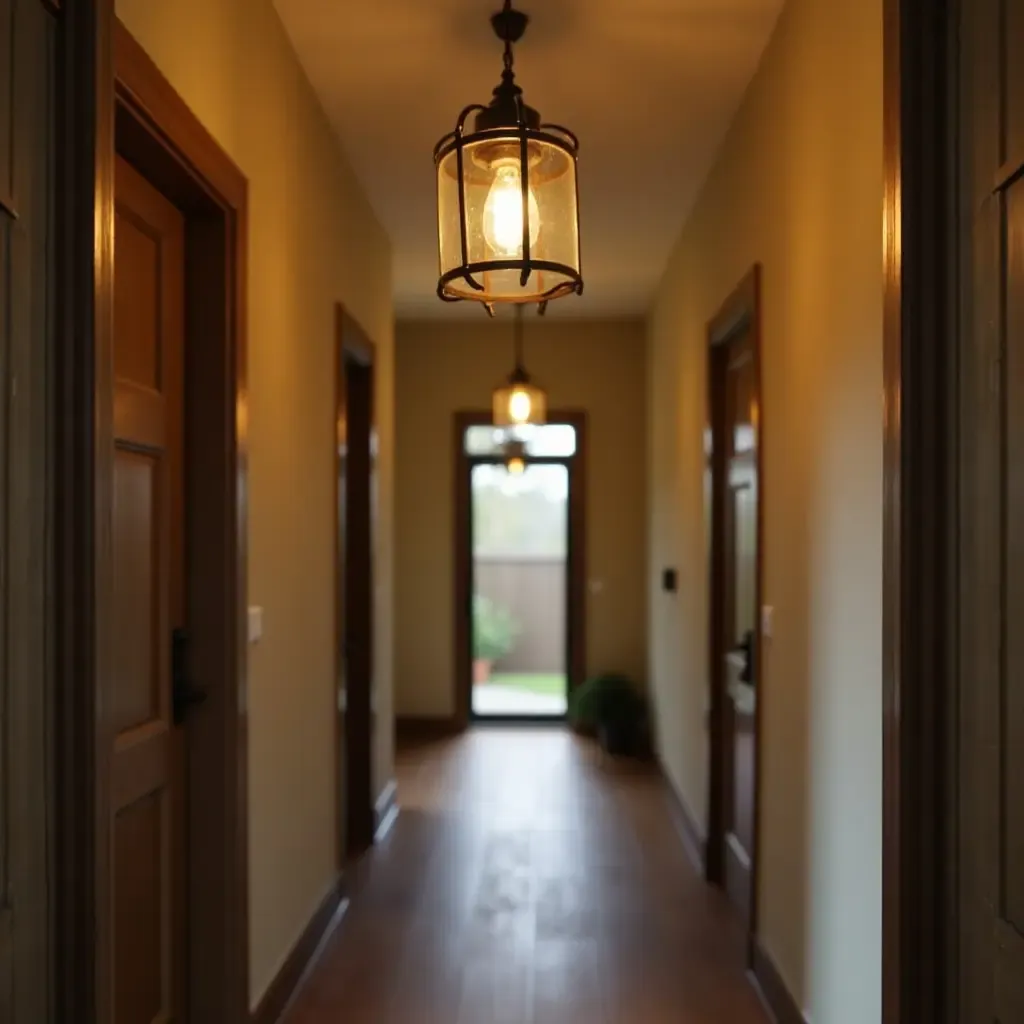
[[283, 728, 770, 1024]]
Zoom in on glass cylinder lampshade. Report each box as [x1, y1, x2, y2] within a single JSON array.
[[492, 369, 547, 427], [436, 126, 581, 310]]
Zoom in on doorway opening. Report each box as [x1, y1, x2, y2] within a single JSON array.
[[705, 266, 763, 962], [455, 412, 587, 726], [334, 304, 376, 860]]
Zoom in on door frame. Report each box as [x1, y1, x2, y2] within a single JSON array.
[[881, 1, 959, 1022], [334, 303, 376, 858], [453, 409, 588, 728], [55, 14, 251, 1022], [704, 264, 763, 963]]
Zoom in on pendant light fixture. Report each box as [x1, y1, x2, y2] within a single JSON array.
[[501, 437, 527, 476], [434, 0, 583, 315], [492, 305, 547, 427]]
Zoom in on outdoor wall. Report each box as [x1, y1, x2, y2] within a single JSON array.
[[114, 0, 395, 1008], [476, 558, 566, 674], [646, 0, 882, 1019], [394, 319, 648, 718]]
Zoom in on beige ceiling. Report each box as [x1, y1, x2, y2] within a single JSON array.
[[273, 0, 783, 320]]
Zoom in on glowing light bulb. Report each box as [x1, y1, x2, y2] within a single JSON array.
[[507, 457, 525, 476], [483, 162, 541, 256], [508, 387, 532, 425]]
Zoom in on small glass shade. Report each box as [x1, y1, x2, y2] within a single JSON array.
[[492, 373, 547, 427], [501, 437, 528, 475], [436, 128, 581, 307]]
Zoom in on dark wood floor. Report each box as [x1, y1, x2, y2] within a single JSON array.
[[283, 728, 770, 1024]]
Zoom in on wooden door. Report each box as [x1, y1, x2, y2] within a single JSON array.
[[336, 313, 375, 859], [717, 330, 759, 922], [111, 154, 187, 1023], [0, 0, 55, 1019], [959, 0, 1024, 1018]]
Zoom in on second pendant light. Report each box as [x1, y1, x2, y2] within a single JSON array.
[[492, 305, 547, 428]]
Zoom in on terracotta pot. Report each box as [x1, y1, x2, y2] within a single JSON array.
[[473, 658, 493, 685]]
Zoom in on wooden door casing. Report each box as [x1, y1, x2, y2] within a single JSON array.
[[721, 331, 758, 922], [0, 0, 56, 1019], [705, 265, 763, 962], [112, 154, 186, 1023]]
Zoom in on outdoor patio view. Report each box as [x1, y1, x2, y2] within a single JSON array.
[[471, 454, 569, 718]]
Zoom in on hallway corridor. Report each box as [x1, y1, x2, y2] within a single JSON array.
[[283, 730, 770, 1024]]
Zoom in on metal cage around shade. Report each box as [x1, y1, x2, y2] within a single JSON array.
[[433, 2, 583, 315]]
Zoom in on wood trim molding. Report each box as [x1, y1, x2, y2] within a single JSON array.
[[113, 22, 246, 209], [374, 780, 399, 842], [704, 264, 764, 966], [395, 715, 464, 745], [452, 408, 588, 725], [881, 3, 957, 1023], [658, 761, 706, 875], [55, 17, 253, 1023], [250, 879, 348, 1024], [750, 941, 807, 1024], [54, 0, 116, 1018]]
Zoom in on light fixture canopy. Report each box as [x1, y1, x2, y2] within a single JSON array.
[[492, 306, 547, 426], [434, 0, 583, 315]]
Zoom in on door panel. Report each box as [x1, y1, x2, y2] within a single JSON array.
[[720, 332, 758, 920], [961, 0, 1024, 1017], [0, 0, 54, 1019], [112, 154, 185, 1023]]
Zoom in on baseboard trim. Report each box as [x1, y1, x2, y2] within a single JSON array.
[[657, 759, 706, 874], [251, 877, 348, 1024], [395, 715, 463, 744], [374, 779, 399, 842], [750, 940, 806, 1024]]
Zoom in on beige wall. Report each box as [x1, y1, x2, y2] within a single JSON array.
[[395, 319, 647, 718], [647, 0, 882, 1019], [114, 0, 394, 1007]]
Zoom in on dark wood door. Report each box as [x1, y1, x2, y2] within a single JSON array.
[[717, 329, 759, 921], [112, 154, 187, 1023], [959, 0, 1024, 1018], [0, 0, 55, 1019], [336, 316, 375, 859]]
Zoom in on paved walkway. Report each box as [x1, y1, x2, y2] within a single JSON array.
[[472, 684, 568, 716]]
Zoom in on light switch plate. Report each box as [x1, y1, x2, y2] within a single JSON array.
[[761, 605, 774, 640], [248, 606, 264, 644]]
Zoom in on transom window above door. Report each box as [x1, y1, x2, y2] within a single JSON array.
[[464, 423, 577, 458]]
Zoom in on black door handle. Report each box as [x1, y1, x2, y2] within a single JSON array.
[[730, 630, 755, 685], [172, 627, 207, 724]]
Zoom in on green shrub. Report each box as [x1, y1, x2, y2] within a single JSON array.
[[569, 673, 645, 732], [472, 594, 519, 662]]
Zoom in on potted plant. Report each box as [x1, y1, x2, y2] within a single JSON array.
[[569, 673, 648, 757], [472, 594, 519, 684]]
